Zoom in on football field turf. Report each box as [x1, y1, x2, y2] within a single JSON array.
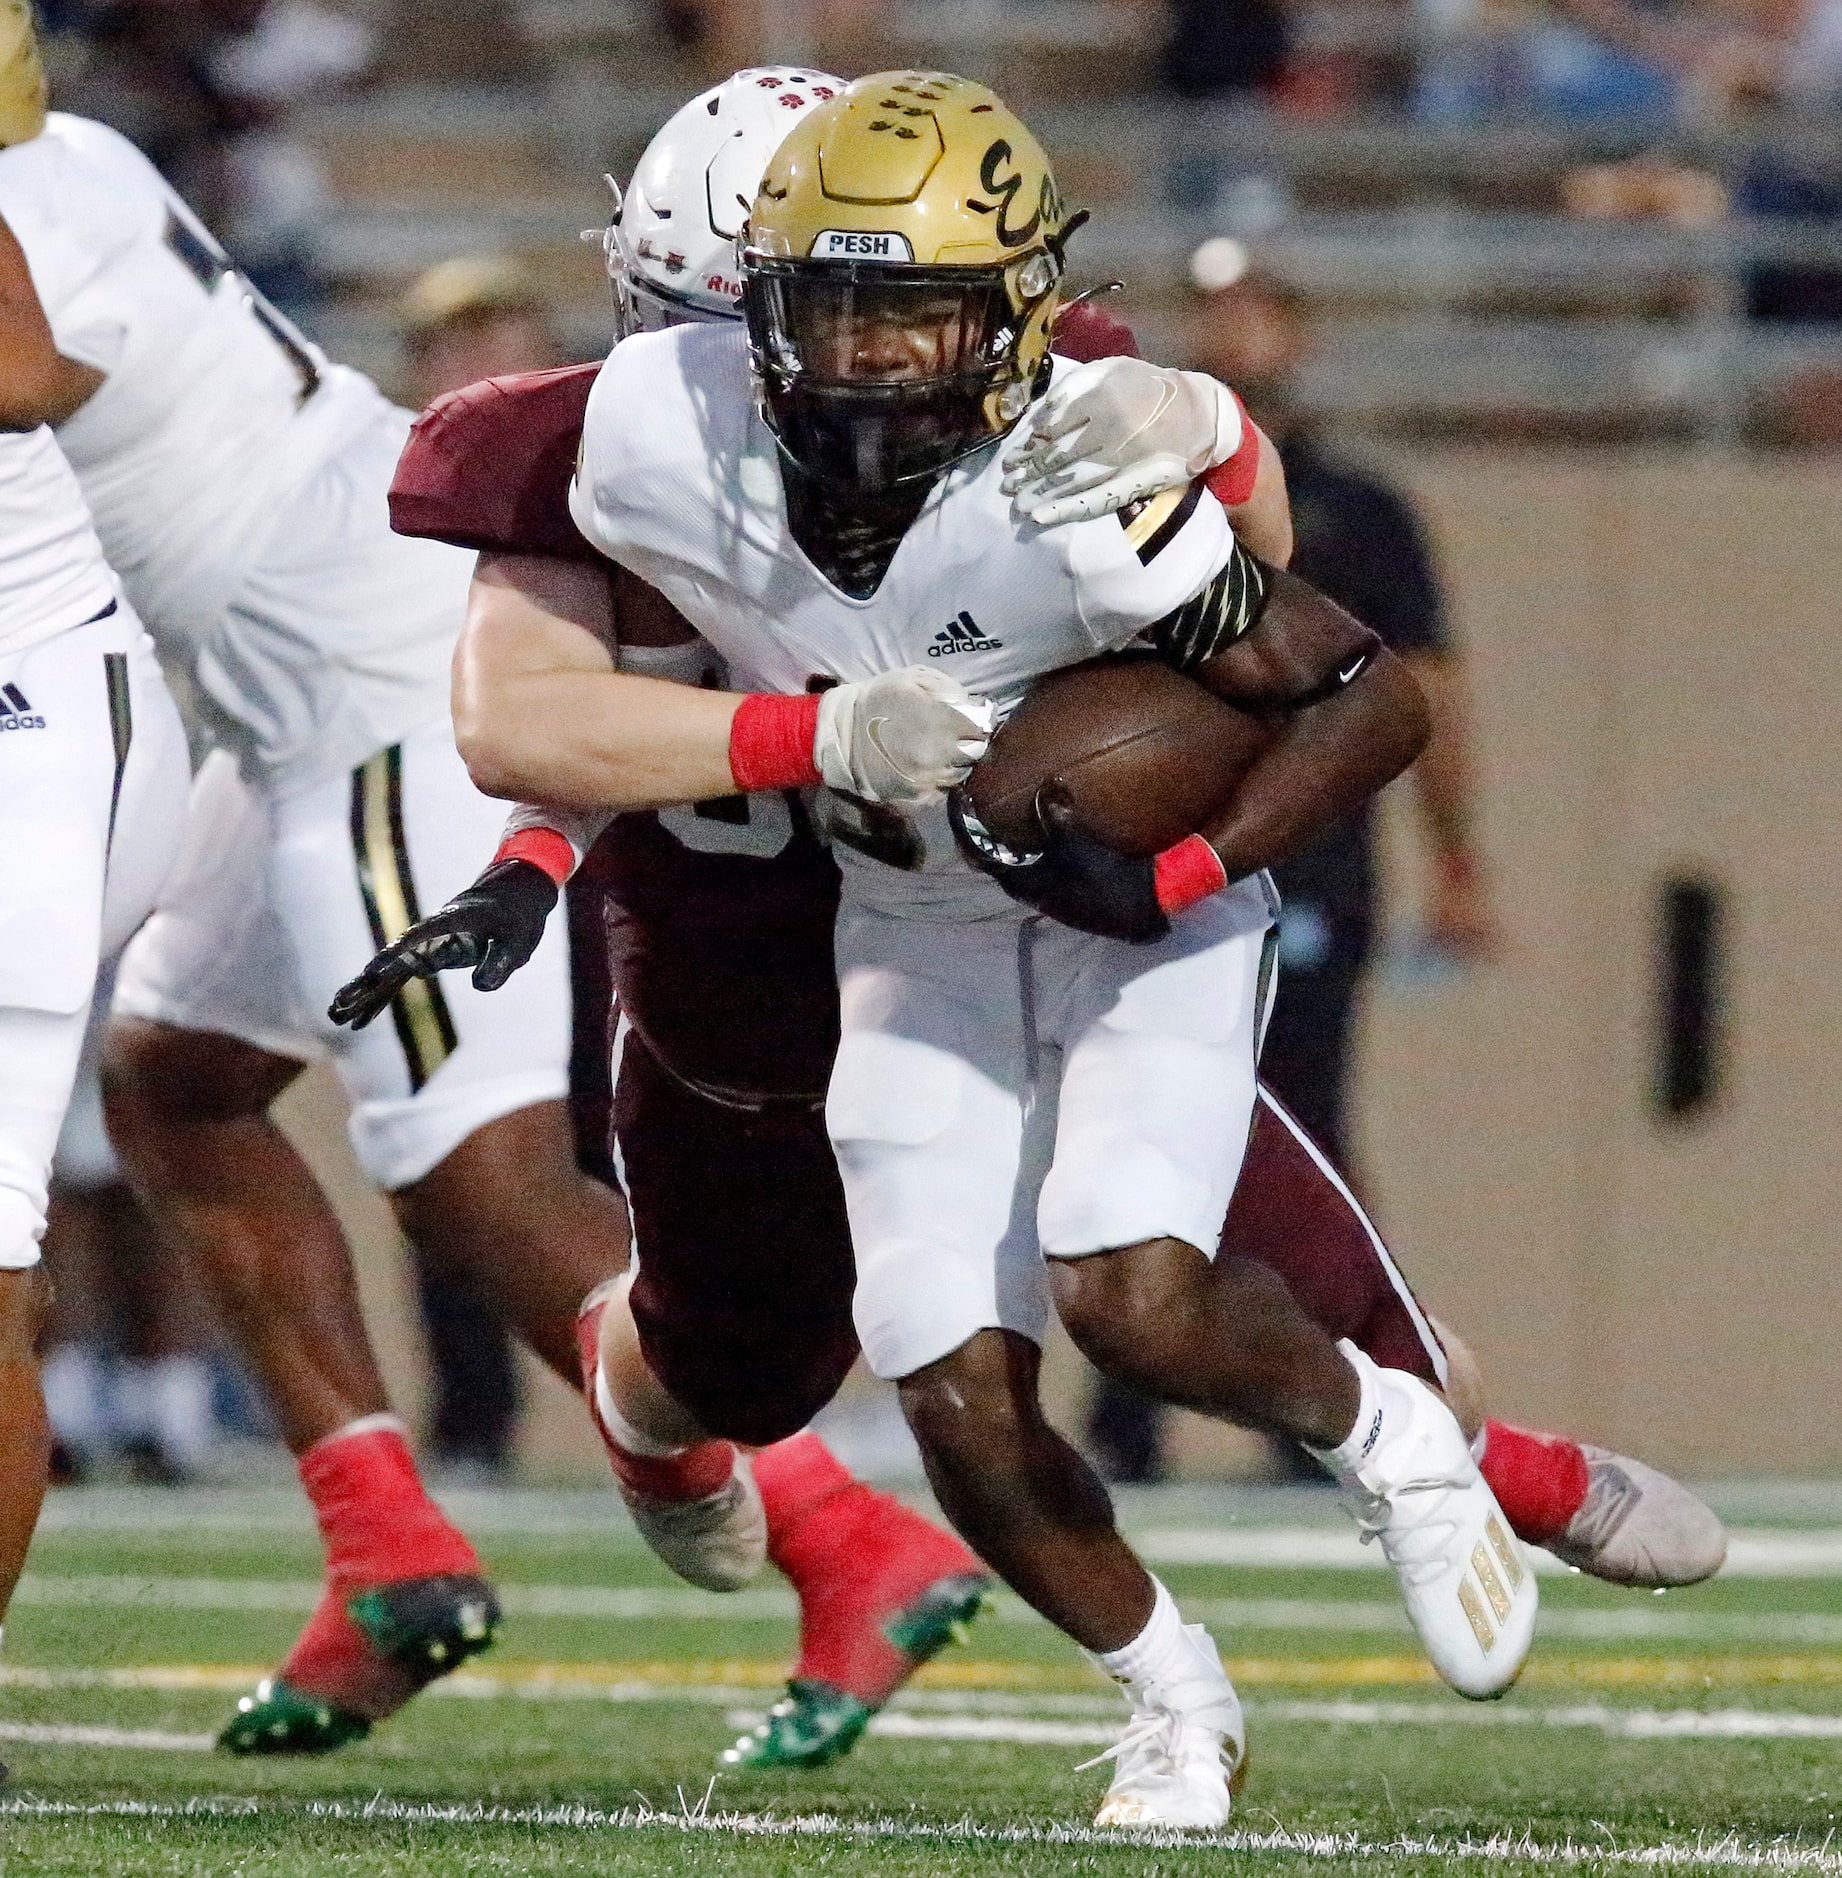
[[5, 1484, 1842, 1876]]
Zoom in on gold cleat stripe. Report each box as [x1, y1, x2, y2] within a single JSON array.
[[1472, 1544, 1512, 1624], [1456, 1577, 1496, 1652], [1487, 1514, 1525, 1589]]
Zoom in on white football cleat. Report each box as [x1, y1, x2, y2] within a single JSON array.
[[1332, 1354, 1537, 1699], [1085, 1624, 1245, 1829], [619, 1455, 766, 1593], [1545, 1446, 1726, 1587]]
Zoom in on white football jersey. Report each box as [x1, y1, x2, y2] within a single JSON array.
[[0, 117, 388, 656], [570, 322, 1234, 918], [0, 426, 118, 660]]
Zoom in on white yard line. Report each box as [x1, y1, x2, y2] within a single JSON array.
[[0, 1720, 213, 1752], [21, 1573, 1842, 1646], [2, 1792, 1840, 1870], [1137, 1528, 1842, 1578], [6, 1655, 1841, 1748]]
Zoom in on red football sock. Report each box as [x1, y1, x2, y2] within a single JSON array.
[[1478, 1419, 1591, 1545], [299, 1421, 480, 1593], [280, 1421, 481, 1708], [572, 1288, 735, 1503], [754, 1431, 985, 1704]]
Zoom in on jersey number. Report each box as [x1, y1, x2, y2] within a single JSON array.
[[161, 207, 322, 404], [656, 790, 795, 858]]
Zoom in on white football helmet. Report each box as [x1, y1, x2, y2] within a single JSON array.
[[605, 66, 844, 336]]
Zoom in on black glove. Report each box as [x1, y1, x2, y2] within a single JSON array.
[[948, 783, 1169, 944], [328, 858, 559, 1029]]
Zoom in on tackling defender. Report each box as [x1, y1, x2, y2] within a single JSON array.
[[349, 73, 1727, 1817], [0, 48, 992, 1763], [388, 72, 1541, 1827]]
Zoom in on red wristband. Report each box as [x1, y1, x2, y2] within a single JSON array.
[[729, 691, 823, 793], [1202, 393, 1260, 509], [493, 827, 576, 886], [1154, 834, 1228, 915]]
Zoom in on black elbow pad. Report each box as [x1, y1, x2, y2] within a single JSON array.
[[1150, 538, 1271, 673]]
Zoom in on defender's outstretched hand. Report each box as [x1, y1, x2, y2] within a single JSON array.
[[328, 858, 559, 1028], [1002, 357, 1244, 528]]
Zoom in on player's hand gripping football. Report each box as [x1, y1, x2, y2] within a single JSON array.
[[814, 667, 996, 805], [1001, 356, 1244, 528], [327, 859, 558, 1028], [949, 783, 1169, 943]]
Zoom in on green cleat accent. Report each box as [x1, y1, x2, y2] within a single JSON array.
[[218, 1677, 372, 1756], [218, 1574, 501, 1757], [721, 1571, 994, 1771], [722, 1678, 872, 1770], [881, 1570, 991, 1662], [345, 1572, 501, 1676]]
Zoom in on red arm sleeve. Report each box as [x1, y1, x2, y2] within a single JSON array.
[[388, 360, 604, 562], [1048, 296, 1141, 364]]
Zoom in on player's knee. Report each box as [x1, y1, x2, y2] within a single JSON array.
[[1049, 1236, 1208, 1387], [100, 1018, 299, 1135]]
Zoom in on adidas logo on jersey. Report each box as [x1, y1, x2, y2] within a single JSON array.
[[928, 612, 1002, 658], [0, 683, 44, 731]]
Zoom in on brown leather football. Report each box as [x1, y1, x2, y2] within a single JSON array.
[[963, 655, 1275, 857]]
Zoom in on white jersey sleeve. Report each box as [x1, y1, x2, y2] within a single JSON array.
[[0, 427, 118, 659], [0, 115, 391, 661], [1061, 477, 1237, 656]]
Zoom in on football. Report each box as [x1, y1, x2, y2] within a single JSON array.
[[961, 654, 1276, 857]]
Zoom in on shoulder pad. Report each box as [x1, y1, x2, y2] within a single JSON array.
[[389, 361, 603, 562], [1049, 298, 1140, 365]]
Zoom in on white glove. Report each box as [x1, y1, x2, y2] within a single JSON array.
[[814, 666, 995, 805], [1001, 356, 1245, 529]]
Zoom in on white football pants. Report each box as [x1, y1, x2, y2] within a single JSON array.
[[115, 721, 570, 1192], [0, 605, 188, 1268], [828, 876, 1278, 1380]]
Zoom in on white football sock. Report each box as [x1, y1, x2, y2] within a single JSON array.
[[594, 1364, 690, 1460], [1090, 1577, 1210, 1705], [1308, 1339, 1389, 1477]]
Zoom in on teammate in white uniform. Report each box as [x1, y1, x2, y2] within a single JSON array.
[[0, 39, 627, 1745], [0, 74, 189, 1655], [445, 73, 1538, 1827]]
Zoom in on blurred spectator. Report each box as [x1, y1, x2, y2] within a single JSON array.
[[1084, 240, 1500, 1483], [401, 255, 564, 409], [1159, 0, 1291, 97], [41, 981, 221, 1483], [391, 257, 565, 1480], [1185, 238, 1500, 1160], [56, 0, 373, 315]]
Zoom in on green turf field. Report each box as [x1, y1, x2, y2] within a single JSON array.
[[4, 1483, 1842, 1875]]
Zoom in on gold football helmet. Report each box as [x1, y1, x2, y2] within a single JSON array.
[[741, 71, 1084, 497], [0, 0, 46, 149]]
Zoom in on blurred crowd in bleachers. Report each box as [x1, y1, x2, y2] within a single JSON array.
[[29, 0, 1842, 444]]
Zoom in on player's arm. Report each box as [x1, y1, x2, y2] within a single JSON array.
[[1180, 559, 1431, 882], [453, 551, 991, 814], [453, 551, 739, 810], [0, 216, 102, 430], [956, 540, 1426, 945]]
